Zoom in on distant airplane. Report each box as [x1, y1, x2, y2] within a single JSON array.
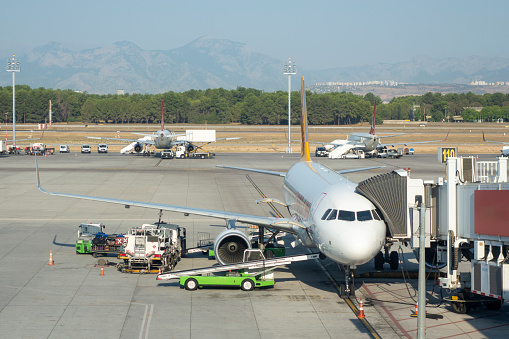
[[36, 77, 387, 297], [482, 130, 509, 157], [313, 101, 449, 158], [87, 101, 239, 154]]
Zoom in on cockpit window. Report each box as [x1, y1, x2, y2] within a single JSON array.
[[321, 209, 332, 220], [372, 209, 382, 220], [327, 209, 338, 220], [357, 210, 373, 221], [338, 210, 355, 221]]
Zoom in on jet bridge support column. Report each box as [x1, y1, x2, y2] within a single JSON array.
[[446, 158, 458, 287]]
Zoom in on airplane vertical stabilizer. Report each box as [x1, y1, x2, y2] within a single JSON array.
[[161, 100, 164, 131], [300, 76, 311, 162], [369, 100, 377, 136]]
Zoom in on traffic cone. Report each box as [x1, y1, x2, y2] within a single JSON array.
[[44, 152, 47, 158], [358, 297, 365, 318], [476, 154, 478, 160], [412, 299, 418, 316], [158, 267, 162, 275], [48, 250, 54, 265], [100, 267, 104, 276]]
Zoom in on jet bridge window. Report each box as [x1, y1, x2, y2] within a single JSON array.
[[338, 210, 355, 221], [357, 210, 373, 221], [321, 209, 332, 220]]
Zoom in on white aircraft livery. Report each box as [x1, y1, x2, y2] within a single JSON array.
[[36, 77, 387, 296]]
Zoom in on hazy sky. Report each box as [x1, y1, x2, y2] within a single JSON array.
[[1, 0, 508, 70]]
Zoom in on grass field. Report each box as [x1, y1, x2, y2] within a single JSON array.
[[4, 121, 509, 154]]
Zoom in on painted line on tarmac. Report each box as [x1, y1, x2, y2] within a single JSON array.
[[139, 303, 154, 339]]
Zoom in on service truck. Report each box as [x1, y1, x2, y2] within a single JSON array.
[[75, 223, 126, 257], [175, 145, 214, 159], [0, 140, 6, 155], [117, 223, 186, 273]]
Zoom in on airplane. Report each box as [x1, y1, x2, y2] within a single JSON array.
[[36, 77, 387, 297], [87, 101, 239, 154], [482, 130, 509, 157], [313, 101, 449, 158]]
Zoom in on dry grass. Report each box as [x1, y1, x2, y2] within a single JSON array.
[[5, 122, 509, 154]]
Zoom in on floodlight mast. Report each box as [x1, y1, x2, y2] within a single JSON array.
[[6, 55, 20, 146], [283, 58, 297, 153]]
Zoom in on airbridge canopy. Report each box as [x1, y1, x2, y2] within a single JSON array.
[[356, 171, 413, 238]]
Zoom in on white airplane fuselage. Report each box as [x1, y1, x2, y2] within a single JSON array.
[[347, 133, 379, 152], [153, 129, 178, 149], [282, 161, 386, 266]]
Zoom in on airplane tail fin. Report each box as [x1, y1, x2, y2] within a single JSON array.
[[482, 129, 487, 142], [369, 100, 377, 135], [161, 100, 164, 131], [300, 76, 311, 162]]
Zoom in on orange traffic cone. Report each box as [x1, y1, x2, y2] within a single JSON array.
[[358, 297, 365, 318], [476, 154, 479, 160], [158, 267, 162, 275], [100, 267, 104, 276], [48, 250, 54, 265], [411, 299, 418, 317], [44, 152, 47, 157]]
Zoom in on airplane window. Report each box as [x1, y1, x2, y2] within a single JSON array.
[[327, 209, 338, 220], [357, 210, 373, 221], [321, 209, 332, 220], [338, 210, 355, 221], [372, 210, 382, 220]]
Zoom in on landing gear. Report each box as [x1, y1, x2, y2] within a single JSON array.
[[340, 265, 356, 298], [373, 246, 399, 270]]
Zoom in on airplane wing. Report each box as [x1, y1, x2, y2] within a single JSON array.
[[86, 136, 155, 146], [215, 165, 286, 177], [35, 157, 299, 234], [378, 130, 449, 148], [336, 166, 385, 174], [482, 130, 507, 144]]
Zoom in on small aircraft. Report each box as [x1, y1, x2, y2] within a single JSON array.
[[36, 77, 387, 297], [87, 102, 239, 154], [313, 102, 449, 158], [482, 130, 509, 157], [87, 101, 188, 153]]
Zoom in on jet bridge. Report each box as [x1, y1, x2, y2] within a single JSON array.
[[357, 156, 509, 308]]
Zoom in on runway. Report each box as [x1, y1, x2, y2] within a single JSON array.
[[0, 152, 508, 338]]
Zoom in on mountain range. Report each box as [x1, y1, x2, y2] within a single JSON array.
[[2, 36, 509, 94]]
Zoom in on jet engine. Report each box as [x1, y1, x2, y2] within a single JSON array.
[[213, 229, 251, 265], [186, 144, 195, 152], [133, 143, 143, 153]]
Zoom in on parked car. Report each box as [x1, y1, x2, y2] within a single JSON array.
[[97, 144, 108, 153], [81, 145, 91, 153], [59, 145, 70, 153], [161, 149, 174, 159], [378, 148, 401, 159], [315, 147, 329, 157]]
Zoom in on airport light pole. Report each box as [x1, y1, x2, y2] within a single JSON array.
[[6, 55, 20, 146], [283, 58, 296, 153]]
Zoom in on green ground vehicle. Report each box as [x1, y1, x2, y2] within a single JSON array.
[[180, 269, 275, 291], [75, 223, 103, 254], [75, 223, 125, 257], [158, 249, 320, 291]]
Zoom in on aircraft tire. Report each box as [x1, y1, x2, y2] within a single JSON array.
[[389, 251, 399, 270], [185, 278, 198, 291], [374, 251, 384, 270]]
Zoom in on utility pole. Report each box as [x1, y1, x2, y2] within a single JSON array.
[[283, 58, 296, 153]]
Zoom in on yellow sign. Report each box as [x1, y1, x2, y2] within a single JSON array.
[[438, 147, 458, 163]]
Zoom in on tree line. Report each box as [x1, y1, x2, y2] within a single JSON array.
[[1, 85, 509, 125]]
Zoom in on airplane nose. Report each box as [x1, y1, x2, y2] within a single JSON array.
[[320, 221, 385, 265]]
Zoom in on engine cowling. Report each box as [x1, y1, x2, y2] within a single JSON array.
[[187, 144, 195, 152], [213, 229, 251, 265], [134, 143, 143, 153]]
